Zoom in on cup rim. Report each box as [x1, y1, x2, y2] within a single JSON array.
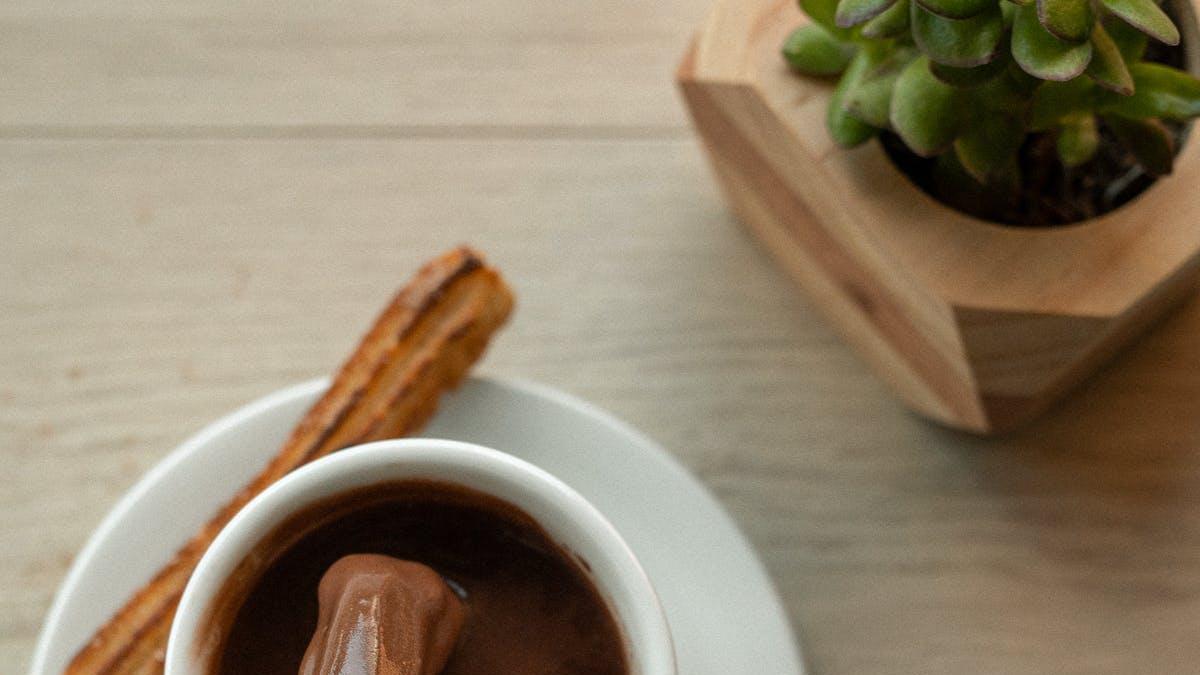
[[166, 438, 675, 675]]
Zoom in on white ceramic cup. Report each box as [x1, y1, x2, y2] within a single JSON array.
[[166, 438, 675, 675]]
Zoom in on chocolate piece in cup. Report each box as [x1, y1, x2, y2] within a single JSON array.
[[299, 555, 466, 675]]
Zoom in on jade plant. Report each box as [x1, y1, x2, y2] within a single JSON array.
[[782, 0, 1200, 186]]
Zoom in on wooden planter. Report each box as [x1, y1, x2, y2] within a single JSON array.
[[678, 0, 1200, 433]]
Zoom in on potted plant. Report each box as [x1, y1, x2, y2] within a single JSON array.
[[678, 0, 1200, 433]]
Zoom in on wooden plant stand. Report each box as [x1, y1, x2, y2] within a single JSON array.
[[678, 0, 1200, 432]]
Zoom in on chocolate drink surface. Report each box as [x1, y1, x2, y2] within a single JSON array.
[[206, 481, 629, 675]]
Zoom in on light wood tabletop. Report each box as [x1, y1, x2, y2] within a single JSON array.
[[3, 2, 1199, 674]]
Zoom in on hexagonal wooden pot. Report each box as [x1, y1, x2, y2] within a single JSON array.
[[678, 0, 1200, 433]]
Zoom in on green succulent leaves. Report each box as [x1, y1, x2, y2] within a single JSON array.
[[955, 110, 1023, 179], [841, 45, 916, 125], [912, 1, 1005, 67], [1037, 0, 1095, 42], [863, 0, 912, 37], [828, 51, 881, 146], [836, 0, 899, 27], [930, 55, 1009, 86], [1086, 22, 1135, 93], [787, 0, 1200, 181], [1013, 4, 1094, 80], [891, 57, 961, 154], [801, 0, 855, 37], [1056, 114, 1100, 166], [1100, 0, 1180, 45], [915, 0, 993, 20], [1103, 62, 1200, 117], [783, 24, 857, 75]]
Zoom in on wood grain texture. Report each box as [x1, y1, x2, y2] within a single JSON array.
[[0, 0, 701, 131], [678, 0, 1200, 431], [2, 2, 1200, 674]]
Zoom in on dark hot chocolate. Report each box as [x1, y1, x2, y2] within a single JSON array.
[[201, 481, 628, 675]]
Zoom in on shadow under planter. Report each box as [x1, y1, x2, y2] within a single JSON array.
[[677, 0, 1200, 433]]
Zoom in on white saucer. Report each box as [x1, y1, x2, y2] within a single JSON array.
[[31, 376, 804, 675]]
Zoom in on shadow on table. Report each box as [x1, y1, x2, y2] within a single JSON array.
[[934, 292, 1200, 592]]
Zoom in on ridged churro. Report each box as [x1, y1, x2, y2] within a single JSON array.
[[65, 247, 514, 675]]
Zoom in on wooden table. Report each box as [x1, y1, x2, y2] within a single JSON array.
[[2, 2, 1199, 673]]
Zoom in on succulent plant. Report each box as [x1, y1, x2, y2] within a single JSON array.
[[782, 0, 1200, 183]]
